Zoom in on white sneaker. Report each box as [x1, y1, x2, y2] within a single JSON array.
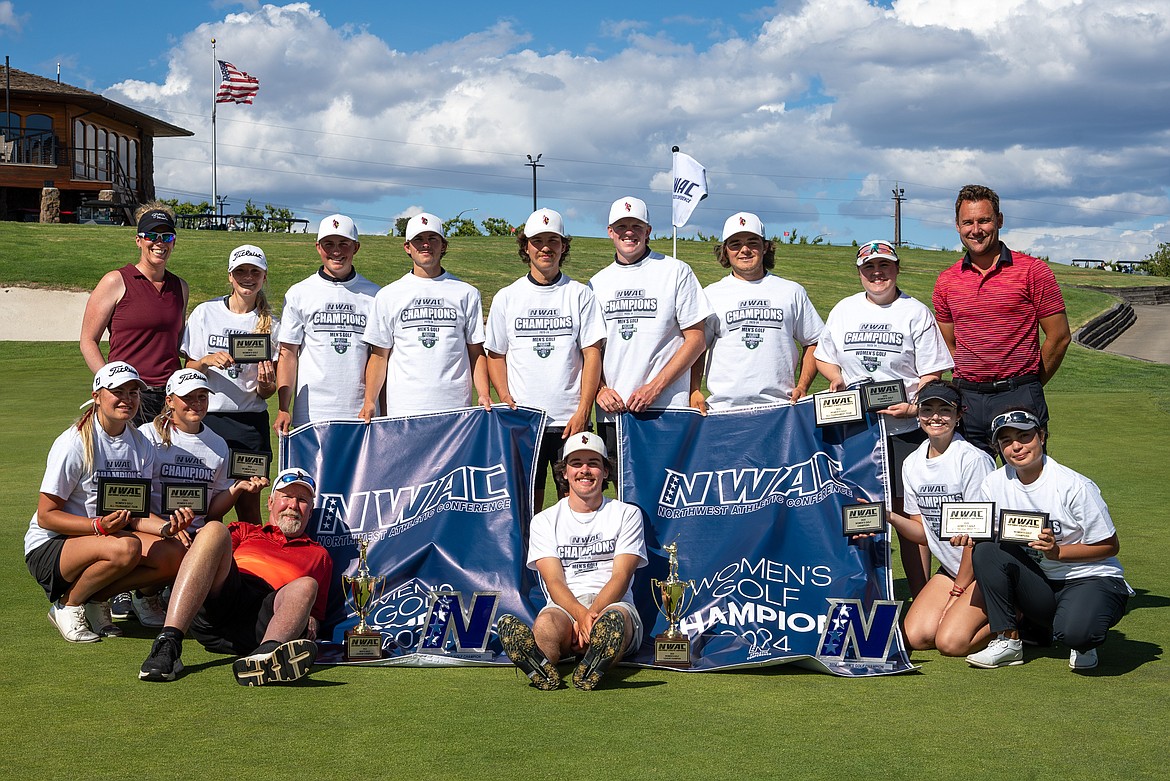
[[966, 634, 1024, 668], [48, 602, 100, 643], [1069, 647, 1099, 670], [131, 592, 168, 628], [84, 601, 125, 638]]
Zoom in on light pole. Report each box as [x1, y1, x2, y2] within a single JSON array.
[[448, 207, 478, 235], [891, 185, 906, 247], [526, 154, 544, 212]]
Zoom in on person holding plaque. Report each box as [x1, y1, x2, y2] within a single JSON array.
[[965, 409, 1130, 671], [815, 240, 954, 597], [140, 370, 269, 540], [892, 381, 995, 655], [497, 433, 647, 691], [690, 212, 824, 411], [24, 362, 193, 643], [181, 244, 280, 523], [138, 468, 330, 685], [484, 208, 606, 509]]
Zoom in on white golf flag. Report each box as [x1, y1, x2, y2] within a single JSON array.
[[671, 151, 708, 228]]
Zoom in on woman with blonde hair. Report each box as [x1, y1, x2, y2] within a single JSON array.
[[181, 245, 279, 523], [24, 363, 193, 643]]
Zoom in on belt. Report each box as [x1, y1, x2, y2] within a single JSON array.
[[954, 374, 1040, 393]]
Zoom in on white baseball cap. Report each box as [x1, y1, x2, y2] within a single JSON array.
[[165, 369, 214, 397], [317, 214, 359, 242], [721, 212, 766, 242], [92, 361, 147, 393], [405, 212, 445, 242], [524, 208, 566, 238], [273, 467, 317, 497], [608, 196, 649, 226], [228, 244, 268, 272], [855, 239, 899, 266], [561, 431, 609, 461]]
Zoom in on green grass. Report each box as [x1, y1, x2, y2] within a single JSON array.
[[1, 224, 1168, 779]]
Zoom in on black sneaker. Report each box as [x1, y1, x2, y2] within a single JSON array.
[[232, 639, 318, 686], [139, 633, 184, 682], [497, 614, 560, 691], [572, 609, 625, 691]]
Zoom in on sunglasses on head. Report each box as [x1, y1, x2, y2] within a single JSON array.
[[856, 241, 897, 259], [137, 232, 177, 244], [274, 470, 316, 491], [990, 410, 1041, 432]]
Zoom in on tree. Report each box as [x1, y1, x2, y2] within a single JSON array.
[[1142, 243, 1170, 278], [160, 198, 211, 216], [443, 217, 483, 237], [481, 217, 514, 237], [393, 217, 409, 237]]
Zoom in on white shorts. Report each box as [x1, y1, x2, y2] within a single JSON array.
[[539, 594, 643, 656]]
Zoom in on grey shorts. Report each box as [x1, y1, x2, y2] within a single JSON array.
[[540, 594, 643, 656]]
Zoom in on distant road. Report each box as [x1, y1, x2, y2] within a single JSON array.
[[1102, 304, 1170, 365]]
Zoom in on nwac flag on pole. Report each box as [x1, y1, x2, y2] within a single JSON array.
[[215, 60, 260, 104], [671, 150, 708, 228]]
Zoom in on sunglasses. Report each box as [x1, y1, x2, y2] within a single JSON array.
[[137, 232, 177, 244], [856, 241, 897, 259], [274, 470, 316, 491]]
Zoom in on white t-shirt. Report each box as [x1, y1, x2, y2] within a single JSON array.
[[527, 497, 648, 605], [181, 297, 281, 414], [976, 456, 1125, 581], [278, 269, 380, 427], [815, 291, 954, 434], [362, 270, 486, 416], [139, 422, 233, 532], [588, 251, 712, 422], [701, 273, 825, 409], [483, 274, 607, 426], [25, 423, 156, 556], [901, 434, 995, 578]]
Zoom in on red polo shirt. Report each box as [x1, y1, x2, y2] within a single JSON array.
[[932, 246, 1065, 382], [229, 521, 333, 621]]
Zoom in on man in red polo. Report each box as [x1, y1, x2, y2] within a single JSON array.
[[932, 184, 1071, 455]]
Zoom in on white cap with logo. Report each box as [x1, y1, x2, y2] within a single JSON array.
[[721, 212, 766, 241], [83, 361, 147, 408], [228, 244, 268, 272], [608, 196, 650, 227], [317, 214, 359, 242], [405, 212, 445, 241], [561, 431, 609, 460], [524, 208, 566, 238], [165, 369, 214, 397]]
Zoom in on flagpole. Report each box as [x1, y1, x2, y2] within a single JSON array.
[[211, 38, 218, 216], [671, 145, 679, 258]]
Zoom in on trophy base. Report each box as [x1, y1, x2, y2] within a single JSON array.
[[344, 629, 384, 661], [654, 633, 692, 668]]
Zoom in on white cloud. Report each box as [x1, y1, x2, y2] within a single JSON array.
[[0, 1, 24, 33]]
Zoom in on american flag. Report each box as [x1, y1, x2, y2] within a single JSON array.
[[215, 60, 260, 104]]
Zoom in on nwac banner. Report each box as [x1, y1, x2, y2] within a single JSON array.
[[280, 406, 546, 666], [619, 402, 915, 676]]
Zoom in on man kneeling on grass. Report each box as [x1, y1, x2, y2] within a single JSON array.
[[498, 432, 647, 690], [138, 468, 331, 686]]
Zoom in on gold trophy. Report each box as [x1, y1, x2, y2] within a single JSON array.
[[342, 540, 385, 661], [651, 541, 697, 668]]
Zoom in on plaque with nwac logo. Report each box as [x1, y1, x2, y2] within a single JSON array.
[[814, 389, 864, 427], [939, 502, 995, 540], [96, 477, 151, 517], [229, 333, 272, 364], [229, 450, 271, 479], [841, 502, 885, 535], [161, 483, 209, 514], [998, 509, 1048, 544]]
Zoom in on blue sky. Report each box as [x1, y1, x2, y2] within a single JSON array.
[[3, 0, 1169, 263]]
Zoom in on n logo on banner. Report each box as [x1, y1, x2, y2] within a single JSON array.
[[418, 591, 500, 655], [815, 599, 903, 663]]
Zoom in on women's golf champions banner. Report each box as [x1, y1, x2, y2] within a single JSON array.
[[281, 407, 548, 666], [619, 403, 914, 676], [284, 403, 913, 675]]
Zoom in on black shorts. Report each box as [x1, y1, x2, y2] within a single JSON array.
[[26, 536, 70, 604], [189, 561, 277, 655], [203, 410, 273, 458], [533, 427, 566, 488], [888, 428, 927, 501]]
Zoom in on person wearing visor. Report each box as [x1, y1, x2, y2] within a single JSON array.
[[965, 409, 1130, 671], [275, 215, 379, 433], [485, 208, 606, 509], [816, 240, 954, 597], [182, 245, 279, 523], [889, 380, 995, 655], [25, 362, 193, 643], [691, 211, 824, 411], [81, 204, 189, 426], [138, 467, 331, 686]]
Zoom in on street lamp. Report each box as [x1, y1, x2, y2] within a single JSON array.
[[448, 207, 478, 235], [526, 154, 544, 212]]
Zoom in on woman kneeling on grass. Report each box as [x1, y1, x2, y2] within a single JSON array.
[[965, 408, 1132, 671], [24, 362, 193, 643], [140, 369, 269, 547], [894, 380, 995, 655]]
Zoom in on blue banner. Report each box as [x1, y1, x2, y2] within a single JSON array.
[[619, 402, 915, 676], [281, 407, 546, 666]]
